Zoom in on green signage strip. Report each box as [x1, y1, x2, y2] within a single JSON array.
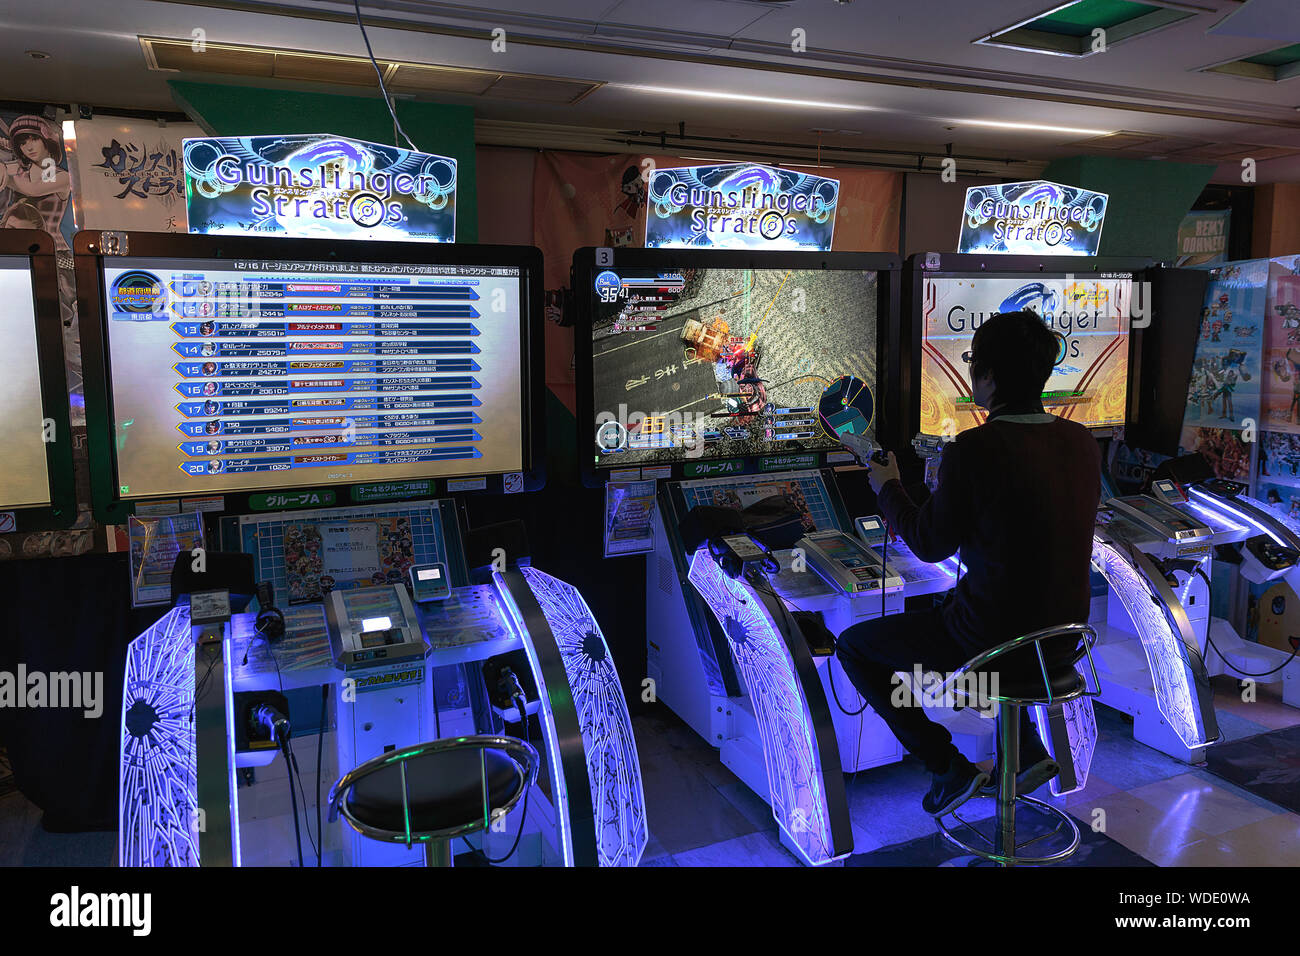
[[684, 458, 745, 478], [760, 453, 818, 472], [248, 490, 336, 512], [352, 480, 433, 503]]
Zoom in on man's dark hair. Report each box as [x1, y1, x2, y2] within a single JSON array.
[[969, 310, 1062, 407]]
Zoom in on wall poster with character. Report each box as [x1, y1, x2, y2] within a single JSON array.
[[1178, 259, 1268, 483], [0, 106, 97, 561]]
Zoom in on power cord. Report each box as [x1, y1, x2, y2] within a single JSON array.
[[1191, 567, 1300, 678], [463, 671, 531, 865], [352, 0, 418, 152]]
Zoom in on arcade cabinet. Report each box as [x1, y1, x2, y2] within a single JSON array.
[[573, 247, 992, 865], [76, 231, 647, 866], [902, 252, 1244, 768], [0, 229, 76, 532]]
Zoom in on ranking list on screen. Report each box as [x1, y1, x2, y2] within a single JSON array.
[[103, 258, 524, 498]]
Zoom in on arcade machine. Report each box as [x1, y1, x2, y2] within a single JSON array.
[[573, 247, 991, 866], [903, 251, 1233, 768], [0, 229, 76, 533], [76, 231, 647, 867]]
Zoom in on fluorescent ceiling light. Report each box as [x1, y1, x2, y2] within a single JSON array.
[[619, 84, 869, 111], [961, 119, 1111, 135]]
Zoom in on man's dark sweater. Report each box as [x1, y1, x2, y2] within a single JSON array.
[[877, 411, 1101, 660]]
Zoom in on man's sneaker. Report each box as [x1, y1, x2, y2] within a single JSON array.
[[922, 755, 991, 817], [980, 757, 1060, 797]]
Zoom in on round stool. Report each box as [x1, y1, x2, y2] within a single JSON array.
[[935, 623, 1100, 867], [328, 734, 539, 867]]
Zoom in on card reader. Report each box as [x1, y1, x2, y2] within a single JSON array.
[[408, 562, 451, 603], [797, 530, 903, 595], [325, 584, 427, 671]]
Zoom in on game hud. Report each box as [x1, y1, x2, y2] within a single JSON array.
[[100, 256, 525, 499], [0, 256, 52, 509], [589, 266, 878, 467], [920, 273, 1132, 436]]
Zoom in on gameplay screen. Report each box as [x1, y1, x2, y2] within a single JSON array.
[[101, 257, 525, 499], [920, 273, 1132, 436], [589, 266, 879, 467], [0, 256, 52, 508]]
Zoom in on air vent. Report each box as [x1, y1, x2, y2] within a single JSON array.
[[975, 0, 1194, 58], [1201, 43, 1300, 83], [140, 36, 603, 105]]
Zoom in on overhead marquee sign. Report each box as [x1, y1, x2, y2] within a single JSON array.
[[958, 179, 1107, 256], [183, 133, 457, 242], [646, 163, 838, 251]]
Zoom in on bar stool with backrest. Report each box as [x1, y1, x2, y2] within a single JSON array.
[[328, 734, 539, 867], [935, 622, 1100, 867]]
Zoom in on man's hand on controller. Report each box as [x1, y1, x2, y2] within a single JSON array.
[[867, 451, 900, 495]]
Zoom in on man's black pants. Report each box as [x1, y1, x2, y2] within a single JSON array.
[[836, 606, 1039, 775]]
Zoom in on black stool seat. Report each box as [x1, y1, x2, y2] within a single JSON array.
[[346, 747, 524, 834], [329, 734, 540, 864], [987, 666, 1086, 702]]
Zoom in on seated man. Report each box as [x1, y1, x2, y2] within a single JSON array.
[[837, 310, 1100, 815]]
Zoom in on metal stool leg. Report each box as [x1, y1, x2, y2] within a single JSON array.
[[425, 838, 452, 868], [995, 701, 1020, 864]]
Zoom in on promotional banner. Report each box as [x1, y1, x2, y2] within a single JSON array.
[[532, 150, 900, 412], [69, 117, 199, 232], [1176, 209, 1230, 267], [1183, 260, 1267, 432], [645, 163, 837, 251], [958, 179, 1107, 256], [183, 133, 456, 241]]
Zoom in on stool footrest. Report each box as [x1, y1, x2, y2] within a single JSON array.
[[937, 795, 1081, 866]]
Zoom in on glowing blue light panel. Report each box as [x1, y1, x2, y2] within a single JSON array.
[[1092, 539, 1211, 749], [119, 606, 198, 867], [516, 567, 648, 867], [687, 550, 842, 865]]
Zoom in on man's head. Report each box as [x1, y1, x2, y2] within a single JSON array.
[[966, 310, 1063, 411]]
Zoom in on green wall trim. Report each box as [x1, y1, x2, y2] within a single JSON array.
[[1040, 155, 1213, 260], [168, 80, 477, 241]]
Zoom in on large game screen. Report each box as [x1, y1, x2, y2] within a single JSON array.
[[0, 256, 51, 509], [920, 273, 1132, 436], [589, 266, 878, 467], [101, 257, 525, 499]]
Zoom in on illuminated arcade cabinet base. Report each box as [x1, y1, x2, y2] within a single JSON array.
[[118, 568, 647, 867]]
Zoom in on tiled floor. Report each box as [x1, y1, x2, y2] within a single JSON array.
[[634, 674, 1300, 867]]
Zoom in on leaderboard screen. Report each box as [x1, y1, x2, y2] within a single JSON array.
[[0, 256, 51, 509], [101, 257, 525, 499], [920, 273, 1132, 436], [589, 265, 879, 467]]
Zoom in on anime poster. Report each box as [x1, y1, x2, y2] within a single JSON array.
[[0, 107, 96, 562], [284, 517, 414, 604], [1182, 260, 1267, 431], [1178, 425, 1251, 481], [1262, 255, 1300, 433], [68, 117, 198, 232], [1175, 210, 1230, 267]]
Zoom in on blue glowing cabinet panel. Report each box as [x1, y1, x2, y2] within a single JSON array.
[[687, 551, 842, 865], [517, 567, 648, 867], [119, 606, 198, 867], [184, 133, 456, 242], [1092, 539, 1213, 749]]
